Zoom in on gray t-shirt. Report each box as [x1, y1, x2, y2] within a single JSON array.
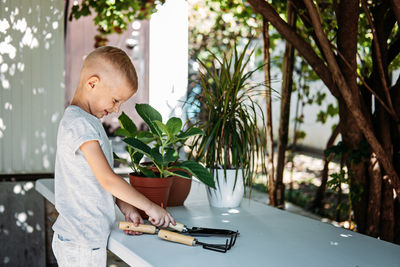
[[52, 105, 115, 248]]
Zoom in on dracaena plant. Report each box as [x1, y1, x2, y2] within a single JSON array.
[[114, 103, 215, 189], [190, 40, 267, 188]]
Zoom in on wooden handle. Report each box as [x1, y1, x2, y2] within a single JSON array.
[[148, 217, 186, 232], [118, 222, 157, 234], [167, 222, 186, 232], [158, 230, 195, 246]]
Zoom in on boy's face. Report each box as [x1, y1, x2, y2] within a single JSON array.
[[87, 73, 135, 119]]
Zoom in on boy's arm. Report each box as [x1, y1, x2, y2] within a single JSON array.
[[80, 140, 175, 227]]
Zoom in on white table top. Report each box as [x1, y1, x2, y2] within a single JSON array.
[[36, 178, 400, 267]]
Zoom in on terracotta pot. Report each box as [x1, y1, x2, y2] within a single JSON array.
[[129, 173, 173, 218], [167, 177, 192, 206], [140, 163, 193, 206]]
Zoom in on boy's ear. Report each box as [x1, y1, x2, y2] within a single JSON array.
[[87, 75, 100, 90]]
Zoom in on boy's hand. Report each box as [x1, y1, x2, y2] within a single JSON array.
[[146, 203, 176, 228], [117, 199, 144, 235]]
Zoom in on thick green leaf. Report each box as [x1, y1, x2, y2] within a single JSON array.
[[137, 131, 156, 143], [139, 166, 159, 178], [154, 120, 170, 136], [113, 152, 129, 165], [123, 137, 152, 158], [114, 128, 131, 137], [118, 112, 137, 136], [135, 104, 163, 136], [166, 117, 182, 135], [132, 151, 144, 164], [170, 170, 191, 179], [165, 169, 191, 179], [150, 147, 163, 167], [177, 127, 204, 140], [163, 148, 178, 164], [175, 161, 215, 188]]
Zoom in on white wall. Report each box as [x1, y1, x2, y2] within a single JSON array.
[[251, 39, 339, 151], [149, 0, 188, 121], [0, 0, 64, 174]]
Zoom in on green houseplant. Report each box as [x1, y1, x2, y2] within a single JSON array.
[[114, 104, 215, 210], [190, 40, 267, 208]]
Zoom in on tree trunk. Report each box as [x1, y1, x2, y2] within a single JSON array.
[[262, 18, 275, 206], [247, 0, 400, 242], [366, 153, 381, 237], [380, 175, 394, 242], [311, 122, 340, 212], [275, 1, 296, 209], [392, 0, 400, 24], [336, 0, 369, 234], [247, 0, 336, 95], [394, 196, 400, 244], [248, 0, 400, 198]]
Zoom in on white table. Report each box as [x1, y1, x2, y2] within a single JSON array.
[[36, 178, 400, 267]]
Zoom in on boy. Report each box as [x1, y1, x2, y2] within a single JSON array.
[[52, 46, 175, 266]]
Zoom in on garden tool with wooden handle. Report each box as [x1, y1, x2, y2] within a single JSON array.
[[157, 229, 235, 253], [118, 222, 238, 253], [118, 221, 159, 234], [148, 216, 239, 236], [119, 220, 239, 237], [118, 221, 185, 234]]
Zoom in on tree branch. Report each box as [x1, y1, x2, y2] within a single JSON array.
[[391, 0, 400, 24], [333, 45, 398, 121], [303, 0, 400, 195], [246, 0, 337, 97], [361, 0, 395, 116]]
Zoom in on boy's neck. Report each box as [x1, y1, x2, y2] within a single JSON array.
[[70, 88, 90, 114]]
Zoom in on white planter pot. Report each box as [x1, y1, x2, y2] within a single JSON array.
[[206, 169, 244, 208]]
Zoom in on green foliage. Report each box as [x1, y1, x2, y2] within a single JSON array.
[[69, 0, 166, 47], [324, 140, 369, 217], [324, 140, 371, 164], [114, 104, 215, 189], [189, 0, 263, 63], [191, 40, 267, 188], [295, 130, 306, 141], [316, 103, 339, 124], [327, 169, 348, 191]]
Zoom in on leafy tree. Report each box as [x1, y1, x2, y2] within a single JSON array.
[[68, 0, 166, 47], [248, 0, 400, 243]]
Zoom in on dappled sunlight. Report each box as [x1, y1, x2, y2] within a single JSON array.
[[228, 208, 240, 214], [0, 0, 64, 173], [328, 233, 353, 246], [0, 35, 16, 59], [9, 182, 38, 233], [4, 102, 12, 110], [340, 233, 352, 238], [0, 118, 5, 138]]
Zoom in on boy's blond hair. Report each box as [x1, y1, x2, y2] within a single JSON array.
[[84, 46, 138, 92]]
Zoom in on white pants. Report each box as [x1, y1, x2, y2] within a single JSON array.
[[52, 233, 107, 267]]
